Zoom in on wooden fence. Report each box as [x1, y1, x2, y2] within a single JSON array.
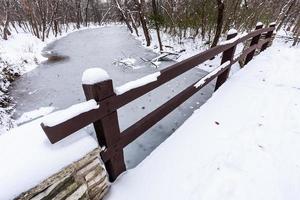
[[41, 23, 276, 181]]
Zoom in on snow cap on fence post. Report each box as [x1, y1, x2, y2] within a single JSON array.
[[82, 68, 110, 85], [226, 29, 238, 40], [227, 28, 237, 35], [255, 22, 264, 29], [256, 22, 263, 27]]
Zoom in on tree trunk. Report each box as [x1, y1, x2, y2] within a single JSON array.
[[85, 0, 91, 27], [276, 0, 296, 32], [115, 0, 133, 33], [135, 0, 151, 46], [76, 0, 82, 29], [211, 0, 225, 48], [129, 12, 139, 36], [292, 32, 300, 46], [152, 0, 163, 51], [3, 0, 11, 40]]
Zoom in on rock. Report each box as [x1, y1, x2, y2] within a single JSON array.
[[15, 148, 110, 200]]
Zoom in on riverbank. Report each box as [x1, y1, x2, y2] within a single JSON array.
[[0, 29, 46, 133]]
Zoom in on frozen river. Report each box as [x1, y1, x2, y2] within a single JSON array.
[[10, 26, 215, 168]]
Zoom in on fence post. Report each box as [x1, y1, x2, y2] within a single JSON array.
[[260, 23, 276, 52], [82, 69, 126, 181], [244, 23, 263, 65], [215, 29, 238, 91]]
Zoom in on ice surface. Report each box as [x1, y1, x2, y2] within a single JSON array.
[[120, 58, 136, 66], [42, 99, 99, 127], [114, 72, 161, 95], [82, 68, 110, 85], [106, 41, 300, 200]]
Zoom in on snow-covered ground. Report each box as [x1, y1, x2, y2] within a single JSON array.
[[105, 40, 300, 200]]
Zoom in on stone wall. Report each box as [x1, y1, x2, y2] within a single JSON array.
[[15, 148, 109, 200]]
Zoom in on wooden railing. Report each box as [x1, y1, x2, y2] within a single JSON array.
[[41, 23, 276, 181]]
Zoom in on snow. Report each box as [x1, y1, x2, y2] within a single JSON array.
[[220, 33, 247, 45], [16, 106, 55, 125], [227, 29, 238, 35], [82, 68, 110, 85], [105, 41, 300, 200], [42, 99, 99, 127], [270, 22, 276, 26], [120, 58, 136, 66], [0, 116, 98, 200], [194, 61, 230, 88], [0, 30, 46, 74], [114, 72, 161, 95]]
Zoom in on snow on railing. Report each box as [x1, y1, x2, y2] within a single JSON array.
[[220, 33, 248, 45], [194, 61, 230, 88], [114, 72, 161, 95], [42, 99, 99, 127]]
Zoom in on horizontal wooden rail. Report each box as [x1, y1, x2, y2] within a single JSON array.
[[41, 23, 276, 181], [100, 61, 232, 162], [103, 27, 275, 111]]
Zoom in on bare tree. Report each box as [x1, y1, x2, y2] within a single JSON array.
[[114, 0, 133, 33], [211, 0, 225, 47], [134, 0, 151, 46], [2, 0, 11, 40], [152, 0, 163, 51], [276, 0, 297, 31]]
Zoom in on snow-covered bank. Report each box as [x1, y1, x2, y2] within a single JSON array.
[[106, 41, 300, 200], [0, 116, 98, 199], [0, 30, 46, 133]]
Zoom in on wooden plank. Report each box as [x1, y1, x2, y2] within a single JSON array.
[[244, 24, 264, 65], [215, 31, 238, 90], [41, 106, 108, 144], [261, 24, 276, 51], [82, 81, 126, 182]]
